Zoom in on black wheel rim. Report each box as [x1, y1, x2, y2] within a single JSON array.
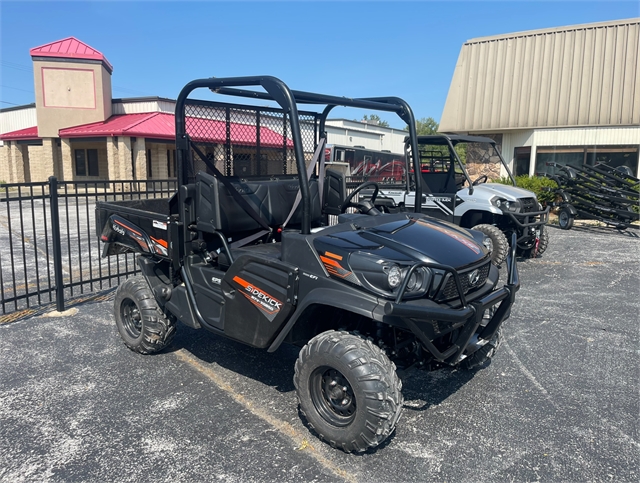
[[310, 366, 356, 427], [121, 298, 142, 339]]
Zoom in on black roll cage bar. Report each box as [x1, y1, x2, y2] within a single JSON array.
[[175, 75, 421, 235]]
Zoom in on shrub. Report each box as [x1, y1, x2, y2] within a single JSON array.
[[492, 175, 558, 206]]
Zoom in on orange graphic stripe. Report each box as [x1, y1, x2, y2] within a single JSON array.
[[114, 219, 142, 236], [150, 236, 168, 248], [233, 275, 250, 289], [324, 251, 343, 261], [319, 255, 341, 268]]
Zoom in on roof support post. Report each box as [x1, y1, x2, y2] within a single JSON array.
[[106, 136, 120, 191], [118, 136, 133, 188], [60, 138, 73, 182], [40, 138, 57, 183], [10, 142, 29, 183], [133, 137, 148, 181]]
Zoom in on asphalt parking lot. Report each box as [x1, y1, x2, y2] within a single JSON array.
[[1, 224, 638, 482]]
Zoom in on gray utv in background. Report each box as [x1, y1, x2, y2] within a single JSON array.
[[372, 134, 550, 266]]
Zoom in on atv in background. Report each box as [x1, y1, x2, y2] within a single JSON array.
[[372, 135, 550, 266], [96, 77, 520, 453]]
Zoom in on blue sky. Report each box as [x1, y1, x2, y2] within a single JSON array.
[[1, 1, 638, 128]]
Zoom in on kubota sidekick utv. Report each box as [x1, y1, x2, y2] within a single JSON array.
[[97, 76, 520, 452]]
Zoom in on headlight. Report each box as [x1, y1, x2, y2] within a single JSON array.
[[482, 236, 493, 254], [387, 265, 402, 288], [492, 197, 522, 212], [348, 252, 432, 299]]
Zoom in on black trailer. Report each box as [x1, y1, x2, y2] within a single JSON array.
[[546, 162, 639, 230], [96, 76, 520, 453]]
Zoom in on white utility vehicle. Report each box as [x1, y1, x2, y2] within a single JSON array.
[[371, 134, 550, 265]]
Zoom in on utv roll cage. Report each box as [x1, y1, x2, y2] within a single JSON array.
[[409, 133, 518, 194], [174, 76, 422, 237]]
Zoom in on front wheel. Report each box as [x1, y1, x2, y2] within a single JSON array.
[[463, 329, 502, 370], [114, 276, 176, 354], [471, 224, 509, 267], [294, 330, 403, 453], [518, 225, 550, 259]]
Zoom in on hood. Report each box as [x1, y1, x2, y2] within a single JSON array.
[[462, 183, 537, 201], [314, 215, 490, 270]]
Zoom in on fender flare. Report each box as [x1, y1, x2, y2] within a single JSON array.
[[560, 203, 578, 216], [267, 287, 382, 352]]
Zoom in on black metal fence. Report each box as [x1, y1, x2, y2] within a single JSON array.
[[0, 177, 177, 318]]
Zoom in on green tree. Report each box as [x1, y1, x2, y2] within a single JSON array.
[[404, 117, 439, 135], [358, 114, 390, 128]]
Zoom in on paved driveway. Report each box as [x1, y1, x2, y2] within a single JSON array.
[[1, 225, 638, 482]]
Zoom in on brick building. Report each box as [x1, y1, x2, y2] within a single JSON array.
[[0, 37, 408, 185]]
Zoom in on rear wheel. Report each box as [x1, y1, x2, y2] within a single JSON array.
[[114, 276, 176, 354], [558, 206, 574, 230], [471, 224, 509, 267], [294, 330, 403, 453]]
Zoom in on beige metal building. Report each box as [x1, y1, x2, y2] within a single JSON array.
[[440, 18, 640, 178]]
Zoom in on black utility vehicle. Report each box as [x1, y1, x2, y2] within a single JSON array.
[[97, 76, 520, 452]]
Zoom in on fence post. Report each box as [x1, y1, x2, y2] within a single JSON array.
[[49, 176, 65, 312]]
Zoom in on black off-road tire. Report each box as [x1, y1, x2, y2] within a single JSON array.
[[535, 225, 550, 256], [114, 276, 176, 354], [472, 224, 509, 267], [558, 206, 574, 230], [294, 330, 403, 453], [463, 329, 502, 370], [519, 225, 550, 259]]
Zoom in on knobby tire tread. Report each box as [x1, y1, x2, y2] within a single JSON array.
[[294, 330, 403, 453], [114, 276, 176, 355], [472, 224, 509, 267]]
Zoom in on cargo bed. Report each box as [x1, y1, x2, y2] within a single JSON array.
[[96, 197, 174, 258]]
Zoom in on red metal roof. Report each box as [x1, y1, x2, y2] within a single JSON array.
[[1, 113, 293, 147], [0, 126, 39, 141], [58, 112, 293, 147], [30, 37, 113, 73]]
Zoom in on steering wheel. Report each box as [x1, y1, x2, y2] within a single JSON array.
[[340, 182, 381, 215], [472, 174, 488, 186]]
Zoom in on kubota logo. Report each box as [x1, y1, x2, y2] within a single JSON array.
[[468, 269, 480, 286]]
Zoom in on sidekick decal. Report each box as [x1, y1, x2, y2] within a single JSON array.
[[232, 276, 282, 322]]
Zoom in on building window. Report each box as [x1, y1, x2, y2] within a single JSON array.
[[233, 152, 252, 176], [147, 149, 152, 178], [74, 150, 86, 176], [87, 149, 99, 176], [74, 149, 99, 177], [167, 149, 177, 178], [513, 147, 531, 177], [535, 146, 639, 176]]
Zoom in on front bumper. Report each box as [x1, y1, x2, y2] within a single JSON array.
[[383, 238, 520, 365], [503, 206, 550, 229]]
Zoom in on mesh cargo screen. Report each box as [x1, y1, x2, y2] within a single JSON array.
[[183, 100, 320, 182]]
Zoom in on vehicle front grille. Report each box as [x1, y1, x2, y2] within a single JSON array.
[[436, 261, 491, 302], [520, 197, 538, 213]]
